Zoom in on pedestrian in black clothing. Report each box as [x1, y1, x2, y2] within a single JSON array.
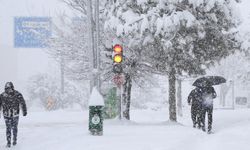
[[200, 86, 216, 133], [0, 82, 27, 148], [187, 87, 203, 128]]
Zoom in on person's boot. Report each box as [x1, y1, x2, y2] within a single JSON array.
[[202, 126, 206, 132], [197, 119, 202, 129], [13, 136, 17, 146], [207, 130, 213, 134], [6, 141, 11, 148], [207, 127, 213, 134], [13, 140, 17, 146]]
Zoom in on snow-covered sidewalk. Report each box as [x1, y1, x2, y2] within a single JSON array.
[[0, 108, 249, 150]]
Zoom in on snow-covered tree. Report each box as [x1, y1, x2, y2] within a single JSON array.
[[104, 0, 241, 121], [47, 16, 92, 81], [209, 51, 250, 106], [46, 1, 119, 114], [46, 0, 155, 120], [27, 74, 88, 110]]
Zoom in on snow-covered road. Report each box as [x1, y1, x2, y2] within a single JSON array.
[[0, 108, 249, 150]]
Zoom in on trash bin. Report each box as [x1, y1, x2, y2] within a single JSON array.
[[89, 106, 104, 135], [88, 87, 104, 136]]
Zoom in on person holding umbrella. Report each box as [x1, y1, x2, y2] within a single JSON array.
[[200, 86, 217, 133], [192, 76, 226, 134]]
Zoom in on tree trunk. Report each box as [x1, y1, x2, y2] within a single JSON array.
[[169, 68, 177, 122], [177, 79, 183, 117], [122, 74, 132, 120]]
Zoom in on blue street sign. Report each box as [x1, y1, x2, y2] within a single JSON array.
[[14, 17, 51, 48]]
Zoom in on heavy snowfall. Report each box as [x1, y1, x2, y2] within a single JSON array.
[[0, 0, 250, 150]]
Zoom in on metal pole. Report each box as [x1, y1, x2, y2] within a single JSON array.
[[120, 85, 124, 119], [117, 85, 121, 120], [87, 0, 96, 92], [95, 0, 101, 91], [60, 57, 65, 94], [232, 80, 235, 109], [87, 0, 94, 68]]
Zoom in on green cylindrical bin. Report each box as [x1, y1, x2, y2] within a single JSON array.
[[89, 106, 104, 135], [88, 87, 105, 136]]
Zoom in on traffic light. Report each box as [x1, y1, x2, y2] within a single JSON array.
[[113, 44, 123, 63], [113, 44, 123, 74]]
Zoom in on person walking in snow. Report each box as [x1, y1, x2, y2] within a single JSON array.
[[200, 86, 216, 133], [0, 82, 27, 148], [187, 87, 203, 128]]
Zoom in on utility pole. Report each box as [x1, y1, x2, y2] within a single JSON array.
[[88, 0, 104, 135], [87, 0, 101, 92], [87, 0, 97, 92], [95, 0, 101, 91]]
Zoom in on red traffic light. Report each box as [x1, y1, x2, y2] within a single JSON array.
[[113, 44, 122, 53]]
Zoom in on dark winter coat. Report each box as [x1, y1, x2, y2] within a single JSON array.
[[188, 87, 203, 106], [0, 85, 27, 118], [188, 87, 204, 127]]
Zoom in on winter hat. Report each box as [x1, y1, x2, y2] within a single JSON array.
[[5, 82, 14, 90]]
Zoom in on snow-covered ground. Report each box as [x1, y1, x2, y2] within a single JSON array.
[[0, 108, 249, 150]]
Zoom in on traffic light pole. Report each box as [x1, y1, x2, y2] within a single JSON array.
[[112, 44, 124, 120], [117, 85, 121, 119]]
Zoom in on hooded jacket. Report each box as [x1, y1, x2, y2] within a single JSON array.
[[0, 82, 27, 117]]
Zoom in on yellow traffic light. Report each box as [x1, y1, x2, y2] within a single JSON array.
[[114, 54, 122, 63]]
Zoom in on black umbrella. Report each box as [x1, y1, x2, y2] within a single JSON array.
[[193, 76, 226, 87]]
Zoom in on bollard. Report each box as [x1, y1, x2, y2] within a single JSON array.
[[89, 87, 104, 136]]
